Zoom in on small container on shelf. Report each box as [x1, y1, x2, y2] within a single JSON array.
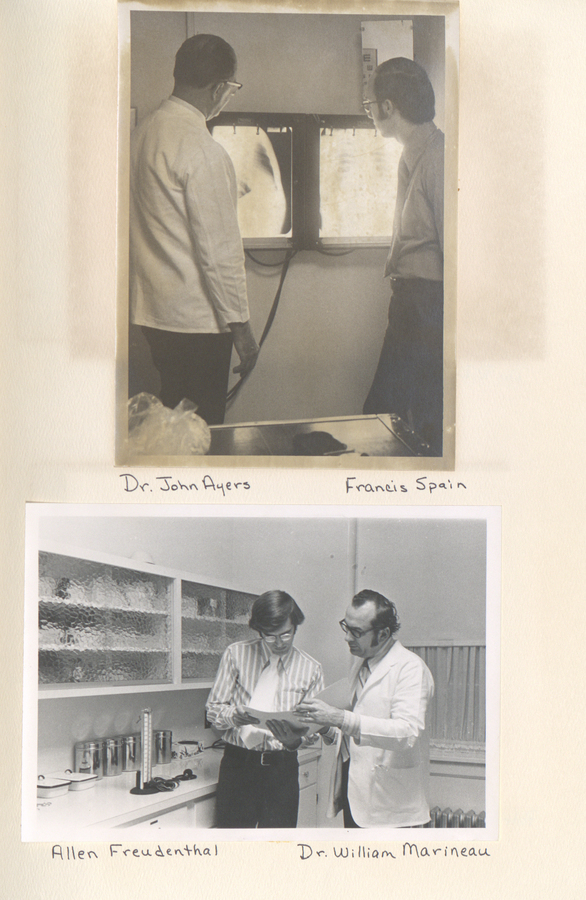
[[102, 738, 123, 776], [120, 733, 141, 771], [154, 730, 173, 765], [74, 740, 103, 778]]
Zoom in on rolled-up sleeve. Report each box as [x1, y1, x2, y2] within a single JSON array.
[[205, 646, 240, 732]]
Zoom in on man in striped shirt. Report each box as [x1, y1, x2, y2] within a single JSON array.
[[206, 590, 325, 828]]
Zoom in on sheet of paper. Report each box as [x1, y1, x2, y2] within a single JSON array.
[[315, 678, 353, 710]]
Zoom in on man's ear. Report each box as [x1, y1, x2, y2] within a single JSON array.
[[379, 98, 394, 118]]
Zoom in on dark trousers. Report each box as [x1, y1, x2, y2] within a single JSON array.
[[341, 759, 360, 828], [215, 743, 299, 829], [142, 326, 233, 426], [363, 278, 444, 456]]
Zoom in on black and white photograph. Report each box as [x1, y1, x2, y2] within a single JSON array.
[[24, 504, 499, 841], [118, 6, 458, 465]]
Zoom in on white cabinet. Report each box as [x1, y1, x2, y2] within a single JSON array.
[[297, 757, 318, 827], [142, 802, 196, 830], [38, 544, 257, 692]]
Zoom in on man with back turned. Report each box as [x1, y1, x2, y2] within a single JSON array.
[[362, 58, 444, 455], [129, 34, 259, 425]]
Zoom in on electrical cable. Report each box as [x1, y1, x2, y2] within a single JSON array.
[[226, 248, 297, 404], [245, 250, 290, 268], [315, 247, 356, 257]]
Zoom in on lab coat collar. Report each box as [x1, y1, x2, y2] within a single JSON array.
[[164, 95, 208, 128], [350, 639, 403, 690]]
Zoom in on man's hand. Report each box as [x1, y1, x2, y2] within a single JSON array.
[[296, 699, 345, 730], [228, 320, 259, 376], [232, 707, 261, 727], [265, 719, 309, 750]]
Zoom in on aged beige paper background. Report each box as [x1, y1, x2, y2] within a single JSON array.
[[1, 0, 585, 897]]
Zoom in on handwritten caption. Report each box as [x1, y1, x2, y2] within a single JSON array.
[[297, 842, 490, 860], [120, 474, 250, 497], [50, 842, 491, 863], [345, 476, 467, 495]]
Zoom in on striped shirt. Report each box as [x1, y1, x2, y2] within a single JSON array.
[[206, 638, 324, 751]]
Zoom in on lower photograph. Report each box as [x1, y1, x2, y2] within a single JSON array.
[[23, 504, 500, 842]]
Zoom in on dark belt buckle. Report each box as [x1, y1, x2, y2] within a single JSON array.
[[260, 752, 272, 767]]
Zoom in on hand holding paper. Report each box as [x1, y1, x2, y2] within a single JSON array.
[[265, 719, 309, 750]]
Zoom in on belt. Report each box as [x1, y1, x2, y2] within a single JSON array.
[[224, 742, 297, 767]]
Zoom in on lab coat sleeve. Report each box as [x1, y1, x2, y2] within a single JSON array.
[[180, 137, 250, 328], [205, 645, 239, 731], [355, 660, 433, 751]]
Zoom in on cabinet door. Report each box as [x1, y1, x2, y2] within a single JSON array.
[[38, 551, 174, 686], [297, 759, 318, 827], [144, 802, 196, 830], [297, 785, 317, 828], [194, 794, 216, 828], [181, 581, 256, 680]]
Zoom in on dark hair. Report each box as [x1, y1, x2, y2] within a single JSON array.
[[249, 590, 305, 633], [373, 57, 435, 124], [173, 34, 237, 89], [351, 589, 401, 637]]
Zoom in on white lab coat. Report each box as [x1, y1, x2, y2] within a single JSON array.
[[329, 641, 434, 828]]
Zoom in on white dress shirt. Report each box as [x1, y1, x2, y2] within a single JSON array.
[[130, 96, 250, 334]]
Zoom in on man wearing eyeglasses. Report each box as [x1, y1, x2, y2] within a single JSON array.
[[361, 57, 444, 456], [130, 34, 259, 427], [206, 590, 324, 828], [297, 590, 434, 828]]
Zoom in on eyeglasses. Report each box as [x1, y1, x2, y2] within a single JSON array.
[[362, 99, 377, 118], [224, 80, 243, 92], [261, 629, 295, 644], [339, 619, 376, 640]]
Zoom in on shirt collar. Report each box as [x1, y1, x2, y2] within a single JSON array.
[[402, 122, 437, 174], [257, 638, 295, 672], [166, 95, 208, 127], [365, 637, 396, 674]]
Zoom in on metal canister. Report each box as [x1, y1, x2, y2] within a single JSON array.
[[74, 741, 103, 778], [120, 733, 141, 772], [154, 729, 172, 765], [102, 737, 123, 776]]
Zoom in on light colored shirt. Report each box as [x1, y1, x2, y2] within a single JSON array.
[[129, 96, 249, 333], [384, 122, 444, 282], [206, 638, 325, 751]]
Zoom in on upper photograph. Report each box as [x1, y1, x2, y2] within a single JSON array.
[[116, 6, 459, 467]]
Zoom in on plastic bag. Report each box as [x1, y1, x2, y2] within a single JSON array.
[[127, 393, 211, 456]]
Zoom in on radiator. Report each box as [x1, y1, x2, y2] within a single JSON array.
[[425, 807, 485, 828]]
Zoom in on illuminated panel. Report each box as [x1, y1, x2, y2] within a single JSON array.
[[210, 123, 292, 243], [319, 124, 403, 243]]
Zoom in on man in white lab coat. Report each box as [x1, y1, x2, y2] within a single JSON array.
[[130, 34, 259, 425], [297, 590, 434, 828]]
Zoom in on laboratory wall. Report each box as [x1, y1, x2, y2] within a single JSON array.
[[127, 12, 447, 424]]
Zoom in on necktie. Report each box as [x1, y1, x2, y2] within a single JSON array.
[[340, 660, 370, 762], [240, 655, 281, 749]]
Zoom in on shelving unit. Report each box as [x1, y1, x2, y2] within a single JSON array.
[[181, 580, 255, 680], [37, 546, 258, 694]]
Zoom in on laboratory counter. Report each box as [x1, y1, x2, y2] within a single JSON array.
[[36, 745, 322, 838]]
